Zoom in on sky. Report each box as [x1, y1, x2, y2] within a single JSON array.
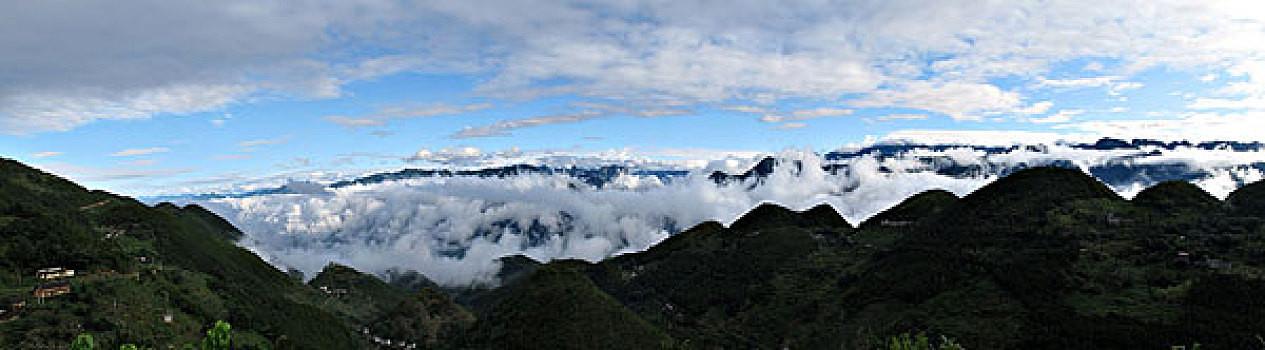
[[3, 0, 1265, 195]]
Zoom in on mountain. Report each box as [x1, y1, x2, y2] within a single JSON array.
[[461, 261, 671, 349], [307, 263, 409, 325], [1227, 179, 1265, 217], [530, 167, 1265, 349], [329, 164, 688, 189], [857, 189, 958, 231], [729, 202, 846, 231], [588, 204, 856, 348], [153, 137, 1265, 204], [0, 158, 356, 349], [365, 287, 475, 349], [1132, 180, 1223, 213], [154, 203, 244, 241], [8, 156, 1265, 349], [847, 167, 1125, 348]]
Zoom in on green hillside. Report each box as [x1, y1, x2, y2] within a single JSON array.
[[307, 263, 408, 325], [0, 158, 356, 349], [1133, 180, 1223, 213], [462, 261, 671, 350], [5, 158, 1265, 349]]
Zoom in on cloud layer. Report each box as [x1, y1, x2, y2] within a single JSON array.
[[4, 1, 1264, 134], [192, 140, 1265, 286]]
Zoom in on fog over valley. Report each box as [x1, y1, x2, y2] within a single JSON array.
[[180, 139, 1265, 285]]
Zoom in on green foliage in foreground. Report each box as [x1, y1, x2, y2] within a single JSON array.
[[76, 320, 229, 350], [71, 333, 95, 350], [200, 320, 230, 350]]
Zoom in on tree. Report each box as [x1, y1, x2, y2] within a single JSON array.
[[888, 332, 930, 350], [201, 320, 231, 350], [70, 334, 95, 350], [119, 345, 138, 350]]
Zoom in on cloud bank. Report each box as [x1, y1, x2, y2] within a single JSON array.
[[191, 140, 1265, 286], [4, 1, 1264, 134]]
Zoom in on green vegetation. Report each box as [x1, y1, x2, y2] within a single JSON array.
[[461, 261, 671, 349], [200, 320, 230, 350], [71, 333, 94, 350], [366, 287, 474, 348], [0, 158, 356, 349], [306, 263, 408, 325], [6, 158, 1265, 349]]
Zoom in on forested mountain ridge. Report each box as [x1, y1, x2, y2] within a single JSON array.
[[0, 158, 357, 348], [4, 157, 1265, 349]]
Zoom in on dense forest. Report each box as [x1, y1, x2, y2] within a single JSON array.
[[3, 157, 1265, 349]]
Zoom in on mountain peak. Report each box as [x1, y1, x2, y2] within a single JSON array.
[[801, 203, 851, 229], [1228, 179, 1265, 216], [1132, 180, 1221, 212], [859, 189, 958, 230], [729, 202, 801, 231], [929, 166, 1120, 237]]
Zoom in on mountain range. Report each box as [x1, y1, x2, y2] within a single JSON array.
[[4, 156, 1265, 348], [146, 137, 1265, 202], [138, 137, 1265, 289]]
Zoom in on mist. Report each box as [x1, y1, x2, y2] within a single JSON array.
[[193, 143, 1265, 286]]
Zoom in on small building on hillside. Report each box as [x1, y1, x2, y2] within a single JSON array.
[[33, 280, 71, 299], [318, 286, 348, 297], [880, 219, 913, 227], [36, 268, 75, 280]]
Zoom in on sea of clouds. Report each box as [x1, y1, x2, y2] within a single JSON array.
[[192, 143, 1265, 286]]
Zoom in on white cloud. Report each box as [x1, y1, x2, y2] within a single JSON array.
[[732, 106, 851, 124], [875, 114, 930, 121], [111, 147, 170, 157], [791, 108, 853, 118], [881, 129, 1093, 146], [758, 115, 786, 123], [1036, 76, 1144, 96], [1029, 109, 1083, 124], [0, 84, 256, 135], [450, 114, 604, 139], [276, 157, 313, 170], [1057, 112, 1265, 142], [194, 141, 1265, 285], [198, 150, 994, 284], [31, 151, 61, 158], [237, 136, 290, 151], [4, 1, 1265, 133], [211, 113, 232, 128], [324, 103, 494, 129], [774, 122, 808, 130], [405, 147, 486, 163], [851, 81, 1040, 121], [569, 101, 693, 118], [722, 105, 773, 114], [1037, 76, 1123, 88]]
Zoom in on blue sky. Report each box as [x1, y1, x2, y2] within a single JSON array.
[[2, 0, 1264, 195]]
